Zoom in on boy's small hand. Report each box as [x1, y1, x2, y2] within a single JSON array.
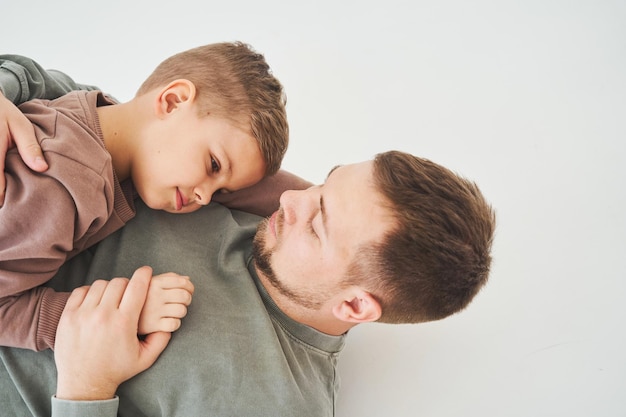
[[138, 272, 195, 335]]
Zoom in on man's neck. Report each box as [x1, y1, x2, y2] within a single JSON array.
[[253, 264, 354, 337]]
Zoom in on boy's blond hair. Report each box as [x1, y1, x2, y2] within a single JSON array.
[[136, 42, 288, 175]]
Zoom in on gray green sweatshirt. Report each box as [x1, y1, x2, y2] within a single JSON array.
[[1, 201, 345, 416]]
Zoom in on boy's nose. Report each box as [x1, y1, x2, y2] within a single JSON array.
[[194, 183, 219, 206]]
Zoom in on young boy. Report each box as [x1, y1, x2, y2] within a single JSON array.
[[0, 42, 290, 351]]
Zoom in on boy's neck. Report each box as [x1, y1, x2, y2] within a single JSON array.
[[96, 101, 142, 182]]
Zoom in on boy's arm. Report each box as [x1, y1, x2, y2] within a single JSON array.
[[0, 287, 70, 350], [212, 169, 313, 217], [1, 141, 87, 350], [0, 180, 75, 350]]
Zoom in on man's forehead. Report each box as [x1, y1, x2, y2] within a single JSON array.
[[325, 165, 342, 180], [322, 162, 385, 215], [324, 160, 374, 182], [322, 160, 394, 249]]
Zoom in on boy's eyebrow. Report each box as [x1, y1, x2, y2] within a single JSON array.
[[221, 157, 234, 193]]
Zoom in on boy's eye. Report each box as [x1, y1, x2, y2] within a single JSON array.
[[211, 158, 220, 173]]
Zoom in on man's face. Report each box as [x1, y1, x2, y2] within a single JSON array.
[[253, 161, 395, 310]]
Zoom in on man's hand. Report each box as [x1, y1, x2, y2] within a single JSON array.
[[138, 272, 194, 335], [0, 92, 48, 206], [54, 266, 172, 401]]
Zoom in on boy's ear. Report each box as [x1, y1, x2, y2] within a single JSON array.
[[154, 79, 196, 118], [332, 289, 381, 324]]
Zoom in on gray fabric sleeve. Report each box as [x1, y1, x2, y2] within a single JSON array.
[[0, 54, 99, 104], [51, 396, 119, 417]]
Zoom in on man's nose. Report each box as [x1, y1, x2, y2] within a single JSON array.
[[279, 188, 315, 225]]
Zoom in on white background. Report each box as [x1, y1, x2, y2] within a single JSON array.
[[3, 1, 625, 415]]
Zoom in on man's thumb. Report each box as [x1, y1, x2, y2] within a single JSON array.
[[138, 331, 172, 370]]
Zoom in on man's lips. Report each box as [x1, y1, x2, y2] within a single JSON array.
[[269, 211, 278, 238]]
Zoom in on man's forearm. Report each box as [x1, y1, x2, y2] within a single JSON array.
[[0, 54, 99, 104]]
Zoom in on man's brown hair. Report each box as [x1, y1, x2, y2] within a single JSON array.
[[348, 151, 496, 323], [136, 41, 288, 175]]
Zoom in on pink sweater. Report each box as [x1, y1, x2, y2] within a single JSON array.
[[0, 90, 135, 351]]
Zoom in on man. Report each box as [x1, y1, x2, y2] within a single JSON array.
[[0, 57, 495, 416]]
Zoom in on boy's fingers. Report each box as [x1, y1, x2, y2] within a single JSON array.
[[165, 288, 194, 306], [154, 273, 195, 293], [153, 317, 182, 333]]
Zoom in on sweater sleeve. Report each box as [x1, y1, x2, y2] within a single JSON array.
[[51, 396, 119, 417], [212, 169, 313, 217], [1, 145, 93, 351], [1, 92, 123, 351], [0, 156, 77, 350], [0, 54, 99, 104]]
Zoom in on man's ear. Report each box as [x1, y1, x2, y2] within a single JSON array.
[[332, 289, 381, 324], [154, 79, 196, 118]]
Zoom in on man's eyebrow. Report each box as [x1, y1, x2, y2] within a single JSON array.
[[325, 165, 342, 181], [320, 165, 342, 238], [320, 194, 329, 239], [319, 164, 341, 239]]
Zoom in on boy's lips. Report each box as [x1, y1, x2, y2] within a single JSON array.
[[175, 188, 189, 211]]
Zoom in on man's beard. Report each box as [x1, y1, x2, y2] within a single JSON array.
[[252, 218, 325, 310], [252, 219, 278, 284]]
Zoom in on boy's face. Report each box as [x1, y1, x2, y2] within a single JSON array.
[[132, 106, 265, 214]]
